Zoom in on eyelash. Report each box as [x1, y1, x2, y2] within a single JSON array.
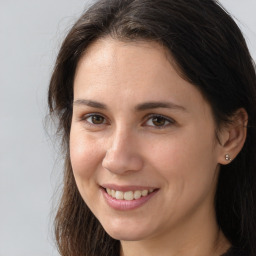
[[80, 113, 175, 129], [143, 114, 175, 129], [80, 113, 109, 127]]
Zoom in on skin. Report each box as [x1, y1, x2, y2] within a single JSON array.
[[70, 38, 247, 256]]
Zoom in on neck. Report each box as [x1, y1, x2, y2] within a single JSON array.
[[120, 206, 230, 256]]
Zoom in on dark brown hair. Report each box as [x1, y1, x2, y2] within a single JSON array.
[[48, 0, 256, 255]]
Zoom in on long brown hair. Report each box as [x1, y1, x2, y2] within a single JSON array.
[[48, 0, 256, 255]]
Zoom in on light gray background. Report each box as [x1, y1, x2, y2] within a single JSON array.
[[0, 1, 255, 255]]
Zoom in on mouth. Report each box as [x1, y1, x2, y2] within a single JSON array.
[[100, 185, 159, 210], [103, 187, 156, 200]]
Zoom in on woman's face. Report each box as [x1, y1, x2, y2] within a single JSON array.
[[70, 38, 223, 241]]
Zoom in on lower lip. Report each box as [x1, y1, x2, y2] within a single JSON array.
[[101, 187, 158, 211]]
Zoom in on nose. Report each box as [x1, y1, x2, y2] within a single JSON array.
[[102, 128, 143, 175]]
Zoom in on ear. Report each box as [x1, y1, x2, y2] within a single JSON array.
[[217, 108, 248, 165]]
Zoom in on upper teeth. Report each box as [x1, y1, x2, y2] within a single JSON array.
[[106, 188, 154, 200]]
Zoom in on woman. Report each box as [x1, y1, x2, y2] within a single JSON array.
[[48, 0, 256, 255]]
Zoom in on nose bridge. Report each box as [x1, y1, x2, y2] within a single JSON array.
[[111, 125, 131, 152], [102, 124, 143, 174]]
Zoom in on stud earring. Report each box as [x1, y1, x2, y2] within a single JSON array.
[[225, 154, 232, 161]]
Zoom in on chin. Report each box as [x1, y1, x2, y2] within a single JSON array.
[[102, 222, 153, 241], [107, 230, 145, 241]]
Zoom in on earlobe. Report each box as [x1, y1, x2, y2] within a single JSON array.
[[217, 108, 248, 165], [224, 154, 232, 162]]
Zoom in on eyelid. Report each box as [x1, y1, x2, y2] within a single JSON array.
[[143, 113, 175, 128], [80, 112, 109, 126], [78, 112, 175, 129]]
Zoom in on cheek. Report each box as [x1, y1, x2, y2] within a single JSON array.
[[69, 128, 104, 184], [148, 127, 218, 198], [149, 133, 214, 170], [150, 133, 218, 224]]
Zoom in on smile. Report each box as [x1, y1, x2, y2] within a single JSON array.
[[100, 185, 159, 210], [106, 188, 154, 200]]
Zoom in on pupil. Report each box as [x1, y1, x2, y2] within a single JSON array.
[[152, 117, 165, 126], [92, 115, 104, 124]]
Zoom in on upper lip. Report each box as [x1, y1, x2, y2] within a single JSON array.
[[101, 184, 158, 192]]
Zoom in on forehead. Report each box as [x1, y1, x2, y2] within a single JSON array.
[[74, 38, 181, 94], [75, 38, 173, 81], [73, 37, 211, 119]]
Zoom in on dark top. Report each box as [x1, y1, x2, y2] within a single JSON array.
[[222, 246, 249, 256]]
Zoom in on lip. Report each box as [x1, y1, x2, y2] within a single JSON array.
[[100, 185, 159, 211], [101, 183, 157, 192]]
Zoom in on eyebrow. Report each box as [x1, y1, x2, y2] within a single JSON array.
[[73, 99, 186, 112], [73, 99, 107, 109], [135, 102, 187, 112]]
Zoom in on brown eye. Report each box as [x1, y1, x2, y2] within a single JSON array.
[[86, 115, 106, 125], [145, 114, 174, 128], [152, 116, 167, 126]]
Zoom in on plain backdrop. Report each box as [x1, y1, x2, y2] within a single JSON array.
[[0, 1, 255, 255]]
